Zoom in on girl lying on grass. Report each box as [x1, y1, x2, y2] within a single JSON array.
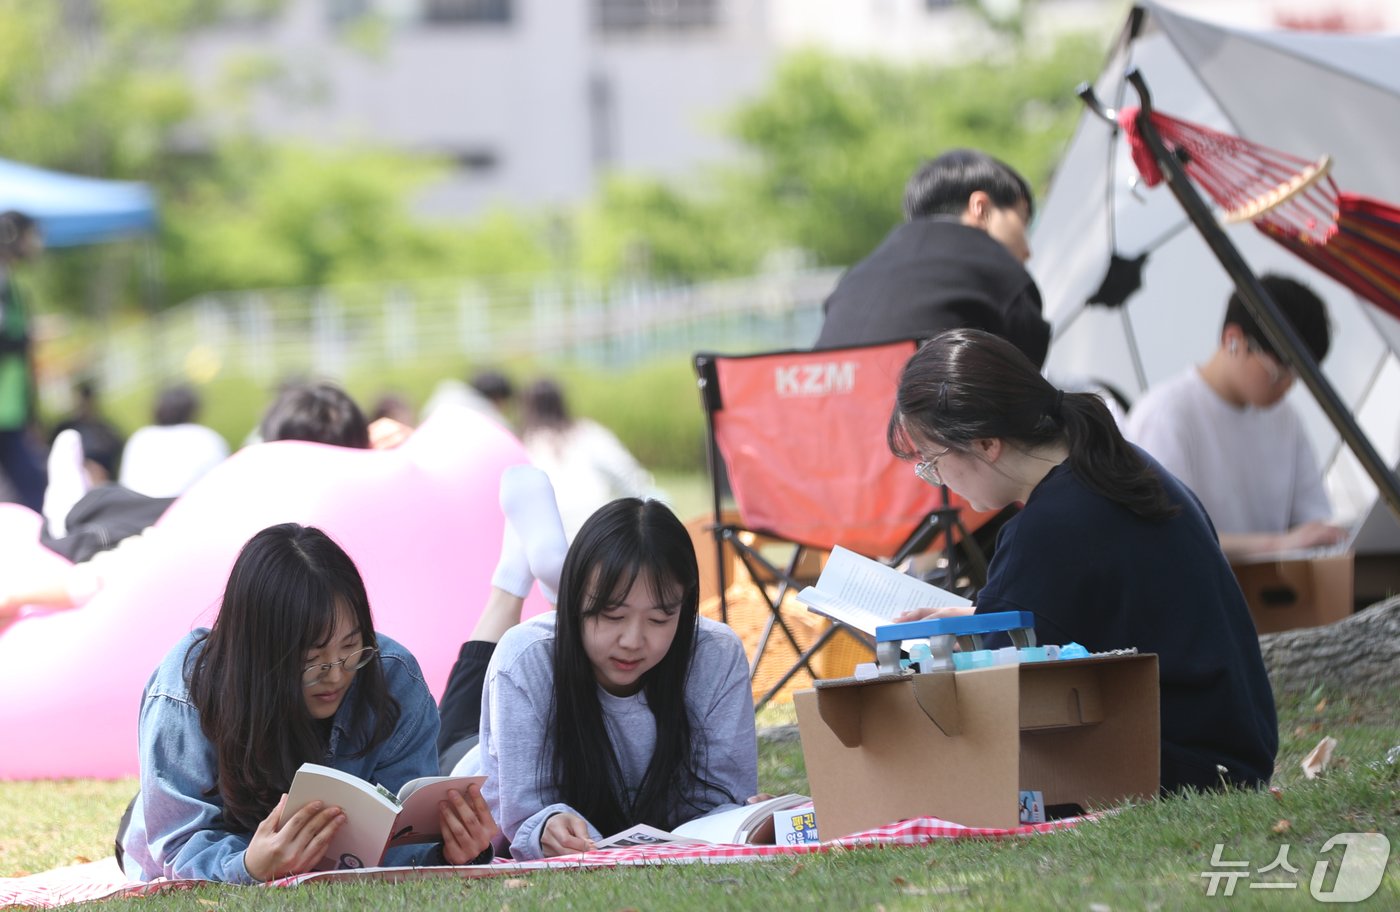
[[118, 523, 497, 883], [437, 467, 759, 860]]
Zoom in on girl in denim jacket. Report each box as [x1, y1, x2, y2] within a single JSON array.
[[118, 523, 497, 883]]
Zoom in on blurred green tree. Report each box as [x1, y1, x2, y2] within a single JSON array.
[[0, 0, 526, 313], [571, 37, 1096, 281]]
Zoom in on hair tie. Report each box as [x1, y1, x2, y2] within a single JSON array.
[[1050, 388, 1065, 421]]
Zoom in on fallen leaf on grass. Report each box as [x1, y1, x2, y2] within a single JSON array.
[[891, 876, 910, 887], [72, 855, 91, 865], [1272, 819, 1292, 834], [500, 878, 530, 889], [1269, 787, 1284, 801], [1315, 697, 1328, 713], [1302, 736, 1337, 779], [785, 863, 803, 878]]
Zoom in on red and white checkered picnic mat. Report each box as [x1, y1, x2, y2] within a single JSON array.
[[0, 815, 1091, 908]]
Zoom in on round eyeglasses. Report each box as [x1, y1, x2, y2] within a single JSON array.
[[913, 448, 952, 487], [302, 646, 378, 688]]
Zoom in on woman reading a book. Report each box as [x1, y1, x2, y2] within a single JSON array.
[[118, 523, 498, 883], [887, 329, 1278, 794], [438, 466, 758, 860]]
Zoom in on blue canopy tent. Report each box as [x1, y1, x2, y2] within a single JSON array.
[[0, 157, 157, 247]]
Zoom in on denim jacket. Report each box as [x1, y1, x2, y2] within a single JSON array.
[[120, 630, 456, 883]]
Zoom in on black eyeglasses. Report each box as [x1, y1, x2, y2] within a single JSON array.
[[302, 647, 378, 688]]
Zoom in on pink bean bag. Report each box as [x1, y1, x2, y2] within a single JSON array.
[[0, 406, 548, 780]]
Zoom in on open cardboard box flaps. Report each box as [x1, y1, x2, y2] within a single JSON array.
[[796, 654, 1160, 835]]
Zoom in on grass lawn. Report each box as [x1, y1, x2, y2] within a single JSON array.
[[2, 685, 1396, 910]]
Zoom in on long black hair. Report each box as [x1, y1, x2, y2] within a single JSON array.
[[187, 523, 400, 831], [889, 329, 1176, 521], [547, 498, 726, 834]]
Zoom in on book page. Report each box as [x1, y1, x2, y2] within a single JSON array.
[[796, 546, 970, 635], [671, 794, 812, 844], [389, 775, 488, 846], [594, 823, 711, 849]]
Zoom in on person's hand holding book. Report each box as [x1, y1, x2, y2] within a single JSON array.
[[893, 604, 976, 623], [244, 794, 347, 882], [541, 812, 596, 856], [437, 784, 498, 865]]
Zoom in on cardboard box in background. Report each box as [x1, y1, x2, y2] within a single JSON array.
[[1230, 553, 1353, 634], [794, 655, 1160, 836]]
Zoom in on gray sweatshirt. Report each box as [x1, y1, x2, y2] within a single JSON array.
[[468, 612, 758, 859]]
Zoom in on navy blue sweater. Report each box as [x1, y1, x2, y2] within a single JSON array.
[[976, 453, 1278, 793]]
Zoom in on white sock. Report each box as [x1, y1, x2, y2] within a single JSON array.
[[490, 522, 535, 600], [498, 465, 568, 604], [43, 429, 90, 538]]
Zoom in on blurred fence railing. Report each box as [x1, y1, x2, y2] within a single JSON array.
[[93, 268, 843, 391]]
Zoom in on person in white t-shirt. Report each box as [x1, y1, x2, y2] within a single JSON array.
[[519, 378, 657, 539], [1125, 274, 1347, 559], [119, 385, 229, 498]]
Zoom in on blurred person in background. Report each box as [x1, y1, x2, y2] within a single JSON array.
[[51, 377, 126, 483], [2, 382, 386, 628], [120, 384, 230, 499], [1125, 275, 1345, 559], [421, 367, 516, 428], [519, 377, 657, 538], [815, 149, 1049, 369], [0, 211, 47, 511]]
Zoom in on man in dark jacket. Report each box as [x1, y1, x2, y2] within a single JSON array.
[[815, 149, 1050, 369]]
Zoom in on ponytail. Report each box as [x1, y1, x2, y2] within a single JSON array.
[[1056, 391, 1177, 521]]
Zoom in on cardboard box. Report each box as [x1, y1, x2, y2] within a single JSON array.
[[1230, 553, 1353, 634], [794, 655, 1159, 835]]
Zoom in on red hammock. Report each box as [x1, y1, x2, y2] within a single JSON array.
[[1118, 107, 1400, 322]]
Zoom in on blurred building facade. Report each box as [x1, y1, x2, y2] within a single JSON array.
[[189, 0, 1131, 218]]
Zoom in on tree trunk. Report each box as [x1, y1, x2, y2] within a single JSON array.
[[1259, 596, 1400, 693]]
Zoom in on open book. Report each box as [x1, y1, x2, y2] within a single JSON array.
[[594, 794, 813, 849], [284, 763, 486, 870], [795, 545, 971, 636]]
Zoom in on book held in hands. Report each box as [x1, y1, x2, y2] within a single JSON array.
[[795, 545, 970, 636], [284, 763, 486, 870]]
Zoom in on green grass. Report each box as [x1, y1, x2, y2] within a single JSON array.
[[2, 684, 1396, 909]]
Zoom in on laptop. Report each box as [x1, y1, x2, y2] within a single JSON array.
[[1234, 496, 1400, 564], [1349, 495, 1400, 556]]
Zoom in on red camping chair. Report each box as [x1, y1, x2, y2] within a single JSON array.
[[693, 339, 994, 709]]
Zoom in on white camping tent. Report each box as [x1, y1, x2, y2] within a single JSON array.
[[1032, 0, 1400, 524]]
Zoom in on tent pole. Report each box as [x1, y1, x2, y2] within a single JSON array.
[[1118, 68, 1400, 524]]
